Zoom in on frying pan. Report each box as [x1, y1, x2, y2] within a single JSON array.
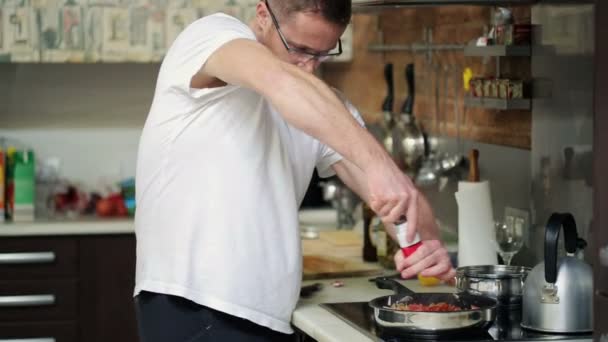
[[368, 277, 497, 333]]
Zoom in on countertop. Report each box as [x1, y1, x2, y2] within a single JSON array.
[[293, 276, 455, 342], [0, 209, 340, 237], [0, 219, 135, 236]]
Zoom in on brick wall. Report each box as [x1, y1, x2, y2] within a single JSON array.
[[322, 6, 532, 150]]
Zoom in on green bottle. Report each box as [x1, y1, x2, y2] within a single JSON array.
[[12, 150, 35, 222]]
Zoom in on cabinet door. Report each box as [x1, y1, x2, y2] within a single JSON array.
[[78, 235, 138, 342], [0, 321, 77, 342]]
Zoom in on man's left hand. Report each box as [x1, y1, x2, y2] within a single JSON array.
[[394, 240, 456, 282]]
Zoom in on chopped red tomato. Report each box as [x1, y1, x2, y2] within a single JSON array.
[[390, 302, 462, 312]]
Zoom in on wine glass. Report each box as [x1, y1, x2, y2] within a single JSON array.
[[494, 217, 524, 266]]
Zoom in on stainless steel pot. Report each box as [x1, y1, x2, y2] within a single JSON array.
[[456, 265, 531, 306], [369, 277, 497, 333], [521, 213, 593, 333]]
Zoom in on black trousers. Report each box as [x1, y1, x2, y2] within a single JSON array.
[[135, 291, 295, 342]]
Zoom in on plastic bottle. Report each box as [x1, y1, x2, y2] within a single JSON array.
[[11, 149, 35, 222]]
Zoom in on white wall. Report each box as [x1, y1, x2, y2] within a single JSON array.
[[0, 128, 141, 188], [1, 63, 159, 188]]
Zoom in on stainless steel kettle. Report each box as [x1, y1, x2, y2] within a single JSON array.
[[521, 213, 593, 333]]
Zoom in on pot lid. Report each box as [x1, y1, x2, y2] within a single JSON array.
[[457, 265, 531, 279]]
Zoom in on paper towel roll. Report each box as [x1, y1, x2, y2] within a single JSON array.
[[455, 180, 498, 267]]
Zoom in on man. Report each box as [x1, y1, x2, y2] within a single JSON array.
[[134, 0, 455, 341]]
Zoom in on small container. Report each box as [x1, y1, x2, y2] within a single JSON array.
[[483, 79, 499, 98], [510, 79, 524, 99], [469, 78, 484, 97], [498, 79, 510, 99], [119, 178, 136, 216]]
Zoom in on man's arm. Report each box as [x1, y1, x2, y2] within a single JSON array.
[[200, 39, 420, 230], [332, 159, 455, 281], [201, 39, 379, 169]]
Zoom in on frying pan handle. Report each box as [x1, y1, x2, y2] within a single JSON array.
[[382, 63, 395, 113], [371, 277, 416, 296], [545, 213, 579, 284], [401, 63, 415, 115]]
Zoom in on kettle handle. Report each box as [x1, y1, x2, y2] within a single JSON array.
[[545, 213, 579, 284]]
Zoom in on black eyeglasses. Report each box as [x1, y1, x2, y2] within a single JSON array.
[[264, 0, 342, 62]]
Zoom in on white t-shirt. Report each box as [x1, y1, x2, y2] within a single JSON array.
[[134, 13, 362, 334]]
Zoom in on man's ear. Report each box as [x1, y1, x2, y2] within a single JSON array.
[[255, 1, 272, 35]]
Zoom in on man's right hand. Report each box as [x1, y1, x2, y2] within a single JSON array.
[[366, 159, 420, 243]]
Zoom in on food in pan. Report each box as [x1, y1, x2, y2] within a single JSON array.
[[388, 302, 463, 312]]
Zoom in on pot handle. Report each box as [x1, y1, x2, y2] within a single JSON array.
[[370, 277, 416, 296], [545, 213, 579, 284], [400, 63, 415, 115], [382, 63, 395, 113]]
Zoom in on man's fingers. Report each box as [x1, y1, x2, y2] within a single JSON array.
[[377, 199, 398, 217], [386, 199, 408, 225], [400, 240, 443, 268], [426, 267, 457, 282], [399, 252, 438, 279], [405, 191, 419, 242], [394, 240, 453, 280], [419, 261, 452, 278]]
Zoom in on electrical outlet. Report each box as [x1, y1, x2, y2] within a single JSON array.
[[504, 206, 531, 246]]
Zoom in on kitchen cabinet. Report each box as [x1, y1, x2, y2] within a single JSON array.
[[79, 235, 138, 342], [0, 234, 138, 342], [594, 0, 608, 339], [0, 1, 353, 63]]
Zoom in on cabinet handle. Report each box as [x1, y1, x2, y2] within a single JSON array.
[[0, 295, 56, 307], [0, 252, 56, 265], [0, 339, 55, 342]]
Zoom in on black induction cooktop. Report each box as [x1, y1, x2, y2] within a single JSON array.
[[321, 302, 593, 342]]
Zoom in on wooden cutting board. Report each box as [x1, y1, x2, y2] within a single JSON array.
[[302, 254, 383, 280], [318, 230, 362, 246]]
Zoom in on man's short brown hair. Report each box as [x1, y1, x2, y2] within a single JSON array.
[[270, 0, 352, 26]]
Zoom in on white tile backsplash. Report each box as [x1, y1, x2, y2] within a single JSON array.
[[0, 128, 142, 189]]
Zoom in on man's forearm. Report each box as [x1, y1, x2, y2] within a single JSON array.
[[263, 62, 391, 173]]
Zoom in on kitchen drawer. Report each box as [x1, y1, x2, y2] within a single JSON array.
[[0, 279, 77, 321], [0, 238, 78, 280], [0, 321, 77, 342]]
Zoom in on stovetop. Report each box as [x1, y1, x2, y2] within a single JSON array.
[[321, 302, 593, 342]]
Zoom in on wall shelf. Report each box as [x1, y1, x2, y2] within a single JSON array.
[[353, 0, 538, 12], [464, 96, 531, 110], [464, 44, 531, 57]]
